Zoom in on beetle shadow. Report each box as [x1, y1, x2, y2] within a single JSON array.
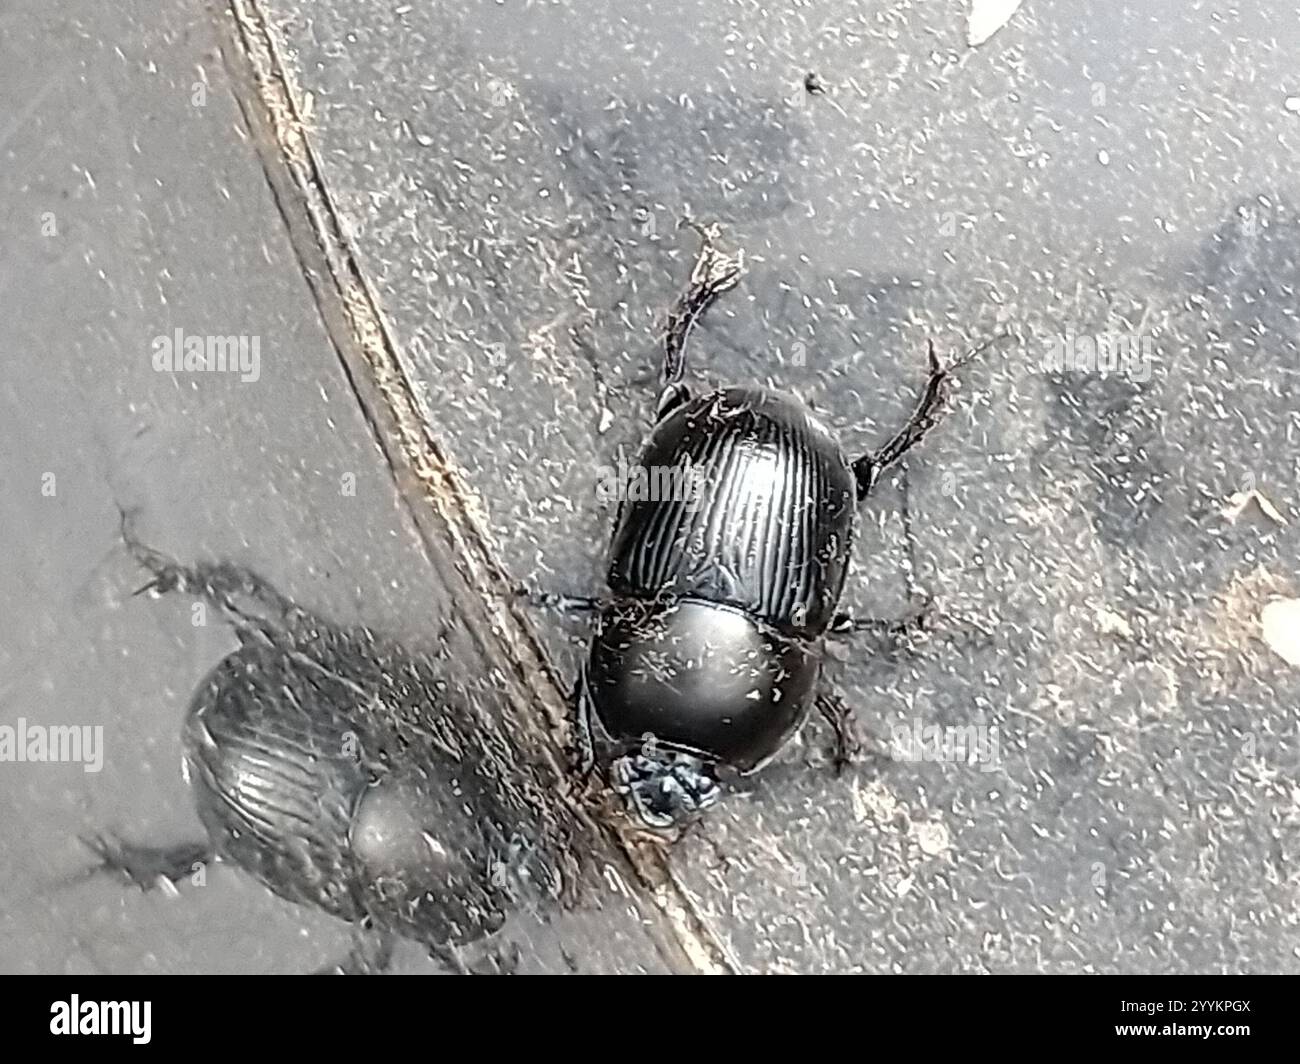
[[1037, 190, 1300, 560], [546, 90, 805, 235], [1187, 190, 1300, 345], [533, 85, 932, 466], [73, 509, 578, 974]]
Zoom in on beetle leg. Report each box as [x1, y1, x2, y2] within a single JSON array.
[[426, 939, 521, 975], [657, 221, 744, 417], [851, 340, 952, 500], [317, 927, 396, 975], [571, 663, 597, 778], [469, 940, 523, 975], [852, 333, 1004, 500], [118, 504, 303, 636], [511, 582, 602, 616], [431, 942, 474, 975], [77, 831, 214, 894], [830, 594, 934, 640], [813, 690, 862, 774]]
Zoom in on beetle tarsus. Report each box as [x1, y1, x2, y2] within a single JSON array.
[[118, 504, 191, 596], [79, 831, 213, 894]]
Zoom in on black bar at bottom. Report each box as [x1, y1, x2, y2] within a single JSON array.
[[0, 973, 1289, 1050]]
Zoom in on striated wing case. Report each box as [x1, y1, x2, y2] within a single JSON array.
[[606, 388, 855, 636]]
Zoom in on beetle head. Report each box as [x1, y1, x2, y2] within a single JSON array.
[[610, 737, 720, 829]]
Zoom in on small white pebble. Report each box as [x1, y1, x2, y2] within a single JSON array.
[[1095, 607, 1133, 638], [916, 820, 951, 857], [1285, 96, 1300, 113], [1097, 149, 1110, 165]]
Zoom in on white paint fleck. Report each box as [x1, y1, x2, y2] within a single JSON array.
[[1261, 598, 1300, 666], [968, 0, 1025, 47], [1220, 488, 1287, 525], [422, 831, 448, 859]]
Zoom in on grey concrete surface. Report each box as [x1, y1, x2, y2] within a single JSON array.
[[248, 0, 1300, 972], [4, 0, 1300, 975], [0, 0, 678, 973]]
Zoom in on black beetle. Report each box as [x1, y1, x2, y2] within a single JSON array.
[[526, 224, 981, 828], [84, 511, 555, 973]]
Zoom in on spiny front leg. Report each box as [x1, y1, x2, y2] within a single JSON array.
[[851, 341, 953, 501], [851, 334, 1000, 501], [830, 594, 935, 642], [657, 221, 744, 419], [79, 831, 214, 895], [117, 504, 301, 635]]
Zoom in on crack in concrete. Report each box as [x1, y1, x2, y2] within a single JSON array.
[[216, 0, 734, 974]]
